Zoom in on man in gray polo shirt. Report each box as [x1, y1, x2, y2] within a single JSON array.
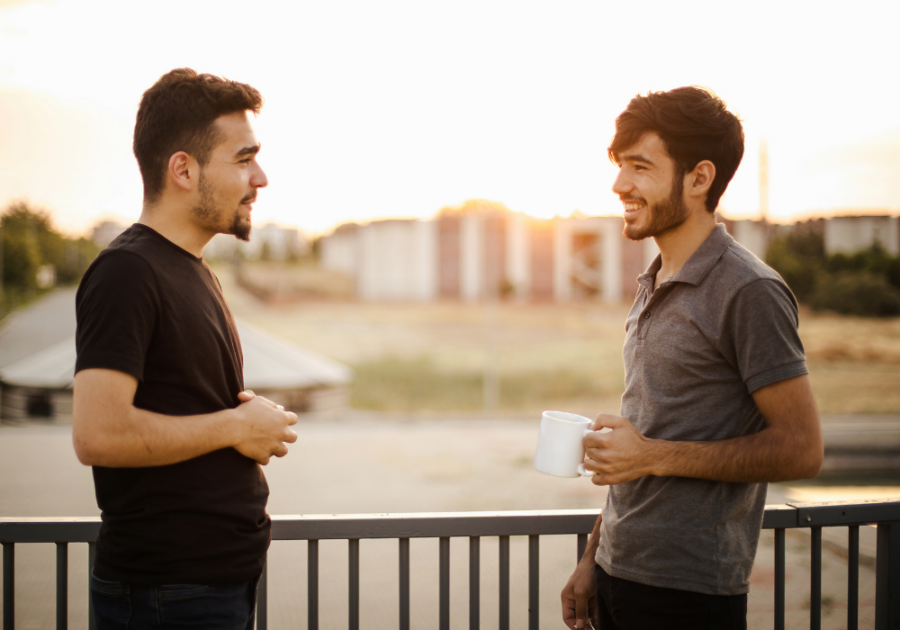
[[561, 87, 823, 630]]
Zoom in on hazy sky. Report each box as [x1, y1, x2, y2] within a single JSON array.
[[2, 0, 899, 236]]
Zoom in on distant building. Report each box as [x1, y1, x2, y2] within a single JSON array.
[[202, 223, 311, 262], [91, 220, 128, 248], [824, 215, 899, 256], [320, 210, 662, 302]]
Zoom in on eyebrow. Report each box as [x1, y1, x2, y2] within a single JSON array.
[[235, 143, 261, 158], [619, 152, 655, 167]]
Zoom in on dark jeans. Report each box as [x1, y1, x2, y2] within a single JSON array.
[[594, 564, 747, 630], [90, 571, 259, 630]]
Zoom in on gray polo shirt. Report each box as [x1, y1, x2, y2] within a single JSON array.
[[595, 223, 808, 596]]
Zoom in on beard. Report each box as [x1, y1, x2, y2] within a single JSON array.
[[191, 171, 252, 242], [622, 175, 688, 241]]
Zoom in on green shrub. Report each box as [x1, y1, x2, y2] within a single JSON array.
[[765, 231, 826, 303], [809, 271, 900, 317]]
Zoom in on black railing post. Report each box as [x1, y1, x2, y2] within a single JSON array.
[[528, 535, 539, 630], [875, 520, 900, 630], [439, 537, 450, 630], [56, 542, 68, 630], [308, 539, 319, 630], [811, 527, 822, 630], [349, 539, 360, 630], [499, 535, 509, 630], [848, 526, 859, 630], [399, 538, 410, 630], [3, 542, 13, 630], [774, 529, 785, 630], [469, 536, 480, 630]]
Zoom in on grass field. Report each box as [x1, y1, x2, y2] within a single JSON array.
[[219, 265, 900, 416]]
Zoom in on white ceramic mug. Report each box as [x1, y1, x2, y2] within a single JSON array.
[[533, 410, 599, 478]]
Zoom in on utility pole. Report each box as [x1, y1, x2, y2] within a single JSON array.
[[759, 137, 769, 222], [0, 218, 4, 311], [482, 215, 500, 413]]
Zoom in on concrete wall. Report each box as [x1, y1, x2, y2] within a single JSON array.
[[732, 220, 769, 261], [357, 220, 438, 301], [319, 228, 359, 276]]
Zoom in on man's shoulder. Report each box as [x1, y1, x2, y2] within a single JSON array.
[[715, 239, 785, 289]]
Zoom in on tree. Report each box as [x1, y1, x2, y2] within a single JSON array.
[[0, 201, 100, 292]]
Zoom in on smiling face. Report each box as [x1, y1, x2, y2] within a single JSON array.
[[190, 111, 268, 242], [611, 132, 689, 242]]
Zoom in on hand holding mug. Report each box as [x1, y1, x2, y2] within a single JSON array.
[[533, 411, 610, 478]]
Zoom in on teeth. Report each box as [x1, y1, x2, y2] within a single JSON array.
[[624, 202, 643, 211]]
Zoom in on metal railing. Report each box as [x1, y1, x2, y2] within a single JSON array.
[[2, 501, 899, 630]]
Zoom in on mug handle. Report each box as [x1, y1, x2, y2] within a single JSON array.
[[578, 426, 612, 477]]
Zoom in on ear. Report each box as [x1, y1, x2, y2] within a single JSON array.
[[685, 160, 716, 200], [167, 151, 197, 192]]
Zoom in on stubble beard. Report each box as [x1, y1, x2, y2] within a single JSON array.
[[622, 176, 688, 242], [191, 171, 252, 242]]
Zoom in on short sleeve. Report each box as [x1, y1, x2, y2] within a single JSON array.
[[724, 278, 808, 393], [75, 250, 159, 381]]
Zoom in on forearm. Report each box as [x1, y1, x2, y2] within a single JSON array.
[[646, 423, 822, 483], [579, 512, 602, 565], [73, 404, 241, 468]]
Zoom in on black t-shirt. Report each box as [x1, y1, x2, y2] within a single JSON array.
[[75, 223, 270, 586]]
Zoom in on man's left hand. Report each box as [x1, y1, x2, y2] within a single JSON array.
[[583, 414, 655, 485]]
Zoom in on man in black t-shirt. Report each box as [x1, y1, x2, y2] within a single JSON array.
[[73, 68, 298, 630]]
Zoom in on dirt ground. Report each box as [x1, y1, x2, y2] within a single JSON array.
[[216, 265, 900, 416]]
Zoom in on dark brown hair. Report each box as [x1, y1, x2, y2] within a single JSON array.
[[133, 68, 264, 202], [608, 86, 744, 213]]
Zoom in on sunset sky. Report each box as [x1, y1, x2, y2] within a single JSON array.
[[2, 0, 899, 237]]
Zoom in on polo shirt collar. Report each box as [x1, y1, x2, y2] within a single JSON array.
[[637, 223, 733, 290]]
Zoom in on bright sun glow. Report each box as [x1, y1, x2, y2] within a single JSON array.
[[1, 0, 899, 237]]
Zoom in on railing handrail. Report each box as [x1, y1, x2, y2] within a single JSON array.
[[3, 501, 900, 544]]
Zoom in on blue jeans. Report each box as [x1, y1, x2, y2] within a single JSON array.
[[90, 571, 259, 630], [594, 564, 747, 630]]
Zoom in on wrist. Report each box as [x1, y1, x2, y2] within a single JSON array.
[[643, 438, 666, 477], [222, 406, 246, 448]]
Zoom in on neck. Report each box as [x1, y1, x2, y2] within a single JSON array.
[[138, 200, 212, 258], [653, 208, 717, 286]]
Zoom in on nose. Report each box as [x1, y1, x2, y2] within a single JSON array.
[[611, 168, 631, 197], [252, 162, 268, 189]]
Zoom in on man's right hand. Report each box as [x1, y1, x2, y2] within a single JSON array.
[[233, 391, 298, 464], [561, 557, 596, 629]]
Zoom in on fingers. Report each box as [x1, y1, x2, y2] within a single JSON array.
[[592, 412, 628, 431], [237, 390, 255, 402]]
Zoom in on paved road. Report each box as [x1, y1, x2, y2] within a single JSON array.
[[1, 416, 889, 629]]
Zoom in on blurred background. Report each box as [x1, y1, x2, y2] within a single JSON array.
[[2, 0, 899, 627]]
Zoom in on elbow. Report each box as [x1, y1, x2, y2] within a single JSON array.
[[802, 447, 825, 480], [72, 432, 101, 466], [72, 416, 111, 467], [791, 442, 824, 481]]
